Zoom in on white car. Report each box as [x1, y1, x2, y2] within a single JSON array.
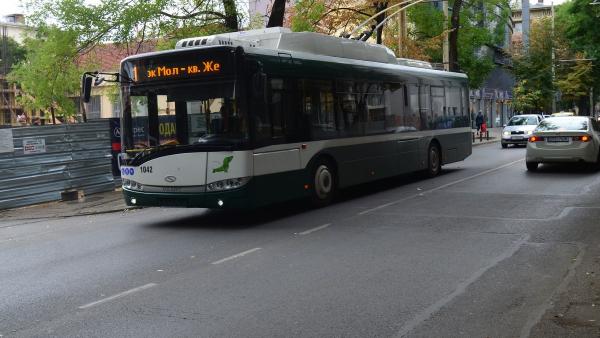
[[501, 114, 543, 148], [526, 116, 600, 171]]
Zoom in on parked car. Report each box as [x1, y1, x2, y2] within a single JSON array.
[[501, 114, 543, 148], [551, 112, 575, 117], [526, 116, 600, 171]]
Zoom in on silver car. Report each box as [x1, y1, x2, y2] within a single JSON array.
[[501, 114, 543, 148], [525, 116, 600, 171]]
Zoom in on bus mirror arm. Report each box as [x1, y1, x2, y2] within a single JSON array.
[[81, 71, 128, 103]]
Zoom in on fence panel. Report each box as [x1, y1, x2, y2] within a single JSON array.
[[0, 120, 115, 210]]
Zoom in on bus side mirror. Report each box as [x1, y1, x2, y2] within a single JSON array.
[[82, 74, 93, 103]]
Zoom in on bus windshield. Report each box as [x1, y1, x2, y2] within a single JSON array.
[[122, 81, 247, 152]]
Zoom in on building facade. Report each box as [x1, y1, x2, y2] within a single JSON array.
[[0, 14, 33, 126], [511, 0, 553, 47], [464, 2, 515, 128]]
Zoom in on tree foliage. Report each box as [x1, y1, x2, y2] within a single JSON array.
[[8, 27, 84, 121], [289, 0, 510, 89], [24, 0, 244, 53], [0, 37, 27, 72], [512, 17, 554, 113], [554, 0, 599, 114], [513, 3, 597, 114], [512, 80, 544, 113]]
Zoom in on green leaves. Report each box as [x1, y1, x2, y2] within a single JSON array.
[[291, 0, 326, 32], [8, 27, 83, 119]]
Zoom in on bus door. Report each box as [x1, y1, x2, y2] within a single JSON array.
[[392, 84, 420, 173]]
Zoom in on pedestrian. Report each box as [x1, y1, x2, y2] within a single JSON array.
[[475, 111, 484, 135]]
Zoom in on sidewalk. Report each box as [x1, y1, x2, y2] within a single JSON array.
[[0, 189, 131, 221], [472, 127, 502, 146]]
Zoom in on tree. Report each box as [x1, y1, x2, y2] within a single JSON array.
[[8, 27, 83, 123], [24, 0, 246, 54], [291, 0, 327, 32], [555, 0, 600, 114], [289, 0, 509, 88], [512, 17, 555, 113], [0, 37, 26, 73], [513, 80, 545, 113], [267, 0, 287, 27]]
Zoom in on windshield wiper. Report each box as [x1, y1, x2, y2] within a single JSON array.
[[132, 144, 178, 162]]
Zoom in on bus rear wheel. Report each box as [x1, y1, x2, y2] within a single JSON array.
[[310, 159, 336, 207], [425, 143, 441, 178]]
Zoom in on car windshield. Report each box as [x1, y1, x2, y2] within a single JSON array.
[[507, 116, 538, 126], [536, 117, 588, 131]]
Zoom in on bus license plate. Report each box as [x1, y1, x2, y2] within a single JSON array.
[[162, 186, 182, 192], [546, 136, 570, 143]]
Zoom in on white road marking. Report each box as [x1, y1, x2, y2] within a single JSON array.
[[359, 158, 524, 216], [78, 283, 157, 309], [394, 234, 530, 338], [519, 242, 585, 338], [211, 247, 262, 265], [296, 223, 331, 236]]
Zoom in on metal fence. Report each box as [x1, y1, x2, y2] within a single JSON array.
[[0, 120, 115, 210]]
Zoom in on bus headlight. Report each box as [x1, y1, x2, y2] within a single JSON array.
[[206, 177, 251, 192], [123, 179, 144, 191]]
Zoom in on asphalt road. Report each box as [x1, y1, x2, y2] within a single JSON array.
[[2, 143, 600, 337]]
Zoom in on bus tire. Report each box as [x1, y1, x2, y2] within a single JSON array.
[[310, 158, 336, 207], [425, 143, 442, 178]]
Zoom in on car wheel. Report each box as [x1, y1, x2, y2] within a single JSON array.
[[501, 143, 508, 149], [425, 143, 442, 178], [310, 158, 336, 207], [526, 161, 538, 171]]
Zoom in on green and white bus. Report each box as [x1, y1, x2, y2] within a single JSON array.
[[115, 27, 471, 209]]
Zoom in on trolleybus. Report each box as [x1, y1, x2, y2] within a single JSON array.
[[93, 27, 471, 209]]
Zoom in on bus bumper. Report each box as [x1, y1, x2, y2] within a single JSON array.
[[122, 186, 252, 209]]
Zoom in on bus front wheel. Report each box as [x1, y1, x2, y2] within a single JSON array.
[[426, 143, 442, 178], [310, 158, 336, 207]]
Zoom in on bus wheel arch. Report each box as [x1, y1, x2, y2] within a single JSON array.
[[425, 139, 442, 178], [308, 154, 338, 207]]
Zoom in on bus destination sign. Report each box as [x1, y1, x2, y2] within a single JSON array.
[[129, 50, 234, 83], [142, 60, 222, 80]]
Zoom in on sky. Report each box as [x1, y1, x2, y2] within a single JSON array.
[[0, 0, 570, 21]]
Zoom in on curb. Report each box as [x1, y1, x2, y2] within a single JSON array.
[[472, 139, 500, 146]]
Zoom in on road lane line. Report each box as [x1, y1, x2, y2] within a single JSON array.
[[519, 242, 586, 338], [359, 158, 524, 216], [78, 283, 157, 309], [394, 234, 530, 338], [296, 223, 331, 236], [211, 247, 261, 265]]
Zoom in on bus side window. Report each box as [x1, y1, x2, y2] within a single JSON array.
[[254, 79, 271, 141], [386, 83, 405, 132], [365, 83, 385, 135], [419, 84, 431, 130], [431, 86, 445, 130], [407, 84, 421, 131], [300, 79, 336, 140], [336, 81, 361, 137], [269, 78, 285, 138]]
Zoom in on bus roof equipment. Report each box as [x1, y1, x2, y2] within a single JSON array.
[[175, 27, 433, 69]]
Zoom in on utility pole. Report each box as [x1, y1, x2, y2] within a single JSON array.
[[397, 10, 407, 58], [591, 87, 595, 118], [522, 0, 530, 50], [551, 1, 556, 113], [443, 0, 449, 71]]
